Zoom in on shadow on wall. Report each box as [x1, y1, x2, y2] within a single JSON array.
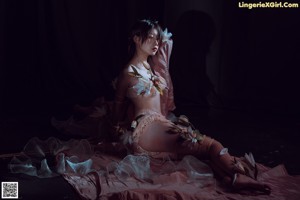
[[171, 10, 217, 116]]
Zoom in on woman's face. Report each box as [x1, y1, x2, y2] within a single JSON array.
[[136, 28, 159, 56]]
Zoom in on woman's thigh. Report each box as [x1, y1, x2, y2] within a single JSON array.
[[138, 121, 180, 152]]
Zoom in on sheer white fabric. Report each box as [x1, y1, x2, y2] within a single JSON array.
[[8, 137, 214, 186]]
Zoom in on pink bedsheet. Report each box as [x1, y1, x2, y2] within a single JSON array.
[[63, 153, 300, 200]]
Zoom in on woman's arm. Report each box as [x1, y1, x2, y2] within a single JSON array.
[[150, 29, 176, 116]]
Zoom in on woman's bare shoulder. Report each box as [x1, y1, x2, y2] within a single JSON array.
[[118, 64, 137, 80]]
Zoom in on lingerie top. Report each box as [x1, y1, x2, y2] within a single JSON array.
[[126, 65, 167, 99], [115, 33, 175, 119]]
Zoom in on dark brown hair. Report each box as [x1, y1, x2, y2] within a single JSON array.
[[127, 19, 163, 60]]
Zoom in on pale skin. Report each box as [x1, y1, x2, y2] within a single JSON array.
[[113, 28, 271, 193], [113, 28, 162, 120], [113, 28, 178, 151]]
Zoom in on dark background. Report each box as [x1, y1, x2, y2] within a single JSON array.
[[1, 0, 299, 118], [1, 0, 300, 171]]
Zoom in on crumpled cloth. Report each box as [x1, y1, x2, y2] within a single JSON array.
[[9, 137, 300, 200]]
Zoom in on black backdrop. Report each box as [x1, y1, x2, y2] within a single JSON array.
[[1, 0, 300, 118]]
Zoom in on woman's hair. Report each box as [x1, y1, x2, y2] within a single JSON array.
[[127, 19, 163, 60]]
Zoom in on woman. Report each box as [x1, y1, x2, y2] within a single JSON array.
[[112, 19, 271, 193]]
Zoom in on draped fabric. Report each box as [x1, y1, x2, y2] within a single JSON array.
[[8, 137, 94, 178], [64, 163, 300, 200], [8, 137, 213, 180], [8, 137, 300, 200]]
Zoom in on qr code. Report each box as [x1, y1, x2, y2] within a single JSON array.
[[1, 182, 18, 199]]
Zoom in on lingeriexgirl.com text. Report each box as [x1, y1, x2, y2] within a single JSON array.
[[238, 1, 299, 9]]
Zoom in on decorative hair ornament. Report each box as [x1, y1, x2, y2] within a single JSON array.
[[162, 28, 172, 42]]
